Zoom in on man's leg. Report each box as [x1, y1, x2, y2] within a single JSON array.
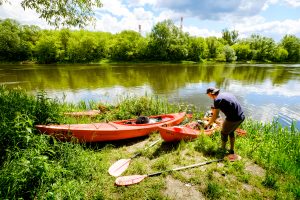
[[229, 131, 235, 154], [221, 134, 228, 150], [221, 120, 231, 151], [222, 119, 243, 154]]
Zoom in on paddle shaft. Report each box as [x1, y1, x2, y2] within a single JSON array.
[[148, 159, 223, 177], [131, 139, 161, 159]]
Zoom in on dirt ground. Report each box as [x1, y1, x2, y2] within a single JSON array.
[[164, 176, 205, 200], [245, 161, 265, 177]]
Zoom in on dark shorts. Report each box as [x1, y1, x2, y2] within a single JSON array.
[[221, 116, 245, 142]]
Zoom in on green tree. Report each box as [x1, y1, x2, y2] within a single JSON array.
[[248, 34, 276, 61], [206, 37, 223, 59], [34, 31, 59, 63], [19, 25, 41, 44], [187, 36, 208, 62], [222, 29, 239, 46], [109, 30, 146, 61], [0, 0, 103, 28], [272, 46, 288, 62], [18, 25, 41, 61], [94, 32, 112, 60], [232, 42, 252, 61], [223, 45, 236, 62], [0, 19, 21, 61], [0, 19, 42, 62], [147, 20, 188, 61], [67, 31, 107, 63], [280, 35, 300, 62]]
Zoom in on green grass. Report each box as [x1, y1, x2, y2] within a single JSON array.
[[0, 86, 299, 199]]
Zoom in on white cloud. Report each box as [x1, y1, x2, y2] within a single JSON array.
[[90, 14, 120, 33], [133, 7, 154, 21], [264, 0, 300, 8], [183, 26, 221, 38], [92, 1, 156, 34], [0, 0, 299, 40], [155, 10, 182, 23], [91, 7, 155, 34], [0, 0, 51, 29], [263, 0, 279, 10], [235, 17, 300, 39], [284, 0, 300, 7], [156, 0, 268, 20], [126, 0, 157, 7], [100, 0, 131, 17]]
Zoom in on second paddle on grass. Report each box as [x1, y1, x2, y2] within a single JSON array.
[[115, 159, 223, 186], [108, 139, 161, 177]]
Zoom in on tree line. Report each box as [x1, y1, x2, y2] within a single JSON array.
[[0, 18, 300, 64]]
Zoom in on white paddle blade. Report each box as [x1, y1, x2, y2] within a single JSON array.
[[108, 159, 131, 177], [115, 175, 147, 186]]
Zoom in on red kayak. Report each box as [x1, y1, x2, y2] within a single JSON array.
[[158, 125, 218, 142], [35, 112, 185, 142]]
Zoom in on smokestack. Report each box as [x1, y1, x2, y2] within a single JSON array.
[[180, 17, 183, 30], [139, 24, 141, 34]]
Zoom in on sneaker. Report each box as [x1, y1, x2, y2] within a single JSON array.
[[225, 154, 242, 162]]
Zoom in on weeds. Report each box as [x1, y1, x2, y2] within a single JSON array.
[[205, 181, 224, 199], [262, 171, 278, 189]]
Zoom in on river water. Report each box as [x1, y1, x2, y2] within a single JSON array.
[[1, 63, 299, 129]]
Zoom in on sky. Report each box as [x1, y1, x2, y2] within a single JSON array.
[[1, 0, 300, 41]]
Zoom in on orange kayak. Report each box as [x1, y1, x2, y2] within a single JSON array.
[[35, 112, 185, 142], [158, 125, 217, 142]]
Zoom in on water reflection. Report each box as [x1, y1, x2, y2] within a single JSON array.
[[0, 63, 299, 129]]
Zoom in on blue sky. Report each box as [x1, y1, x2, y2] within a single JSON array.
[[1, 0, 300, 41]]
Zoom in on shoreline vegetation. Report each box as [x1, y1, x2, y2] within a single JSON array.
[[1, 59, 300, 66], [1, 19, 300, 65], [0, 86, 299, 199], [1, 58, 300, 67]]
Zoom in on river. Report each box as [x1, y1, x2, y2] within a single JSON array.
[[1, 63, 299, 129]]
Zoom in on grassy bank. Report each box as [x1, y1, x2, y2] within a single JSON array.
[[0, 86, 299, 199]]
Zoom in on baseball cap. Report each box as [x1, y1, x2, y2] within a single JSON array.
[[206, 87, 220, 94]]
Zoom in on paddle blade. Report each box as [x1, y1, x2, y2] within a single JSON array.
[[108, 159, 131, 177], [115, 175, 147, 186]]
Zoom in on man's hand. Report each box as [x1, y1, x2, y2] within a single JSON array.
[[204, 121, 212, 130]]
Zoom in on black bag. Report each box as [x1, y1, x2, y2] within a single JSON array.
[[136, 116, 150, 124]]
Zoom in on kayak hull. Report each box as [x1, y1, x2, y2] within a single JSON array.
[[35, 112, 185, 142], [158, 125, 217, 142]]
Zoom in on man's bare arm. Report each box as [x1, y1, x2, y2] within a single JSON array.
[[208, 109, 220, 126]]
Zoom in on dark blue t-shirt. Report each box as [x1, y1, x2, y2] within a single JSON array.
[[214, 92, 244, 121]]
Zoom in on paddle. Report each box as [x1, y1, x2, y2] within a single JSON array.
[[115, 159, 223, 186], [108, 139, 161, 177]]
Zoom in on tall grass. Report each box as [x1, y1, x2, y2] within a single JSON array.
[[238, 119, 300, 178], [0, 86, 110, 199], [105, 95, 181, 121], [237, 119, 300, 198], [0, 86, 61, 164]]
